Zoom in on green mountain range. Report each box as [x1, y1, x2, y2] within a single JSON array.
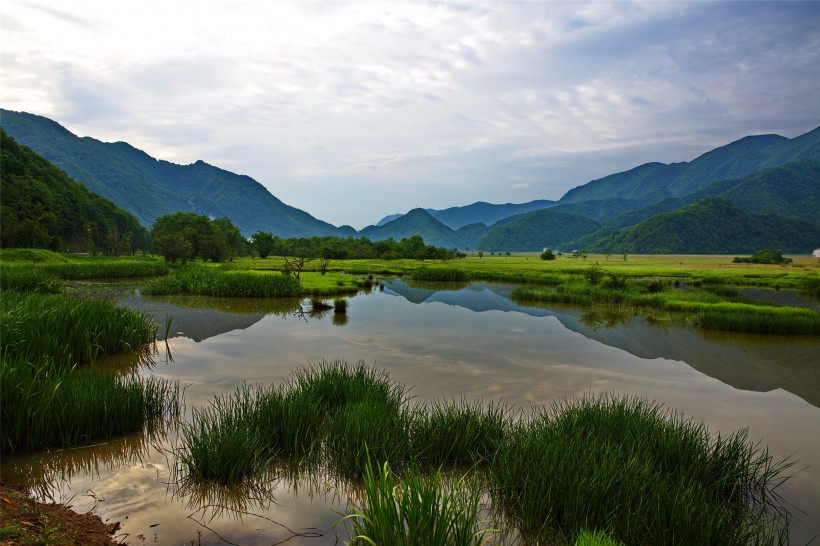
[[478, 209, 601, 252], [585, 197, 820, 254], [360, 208, 466, 249], [559, 127, 820, 205], [3, 108, 817, 254], [0, 129, 146, 251], [0, 109, 341, 238]]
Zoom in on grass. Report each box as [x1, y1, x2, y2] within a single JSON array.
[[0, 262, 180, 453], [491, 393, 792, 545], [175, 362, 793, 544], [0, 290, 158, 366], [0, 353, 181, 452], [511, 270, 820, 336], [413, 267, 473, 282], [142, 265, 301, 297], [341, 458, 495, 546]]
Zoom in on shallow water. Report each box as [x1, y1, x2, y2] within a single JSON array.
[[3, 279, 819, 544]]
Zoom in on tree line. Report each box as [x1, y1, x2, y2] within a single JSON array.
[[150, 213, 465, 263]]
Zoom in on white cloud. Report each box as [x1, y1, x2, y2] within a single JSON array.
[[2, 1, 818, 228]]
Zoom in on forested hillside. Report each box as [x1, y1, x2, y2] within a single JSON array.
[[586, 197, 819, 254], [0, 130, 146, 252], [559, 127, 820, 206], [0, 109, 342, 238], [360, 208, 466, 249], [478, 209, 601, 252]]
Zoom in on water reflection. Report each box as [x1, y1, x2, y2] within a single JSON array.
[[119, 294, 306, 341], [3, 278, 817, 544], [384, 279, 820, 408]]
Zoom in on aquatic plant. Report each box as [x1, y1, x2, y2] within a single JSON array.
[[413, 267, 472, 282], [341, 458, 495, 546], [142, 266, 301, 297], [490, 393, 792, 545], [0, 290, 158, 366], [0, 353, 180, 452]]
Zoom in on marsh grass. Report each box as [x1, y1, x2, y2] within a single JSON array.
[[512, 278, 820, 335], [176, 363, 793, 544], [0, 353, 180, 452], [0, 266, 63, 293], [491, 393, 793, 545], [341, 458, 495, 546], [142, 266, 301, 297], [411, 399, 509, 469], [0, 290, 158, 365], [413, 267, 472, 282]]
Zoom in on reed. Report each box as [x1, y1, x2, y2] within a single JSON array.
[[342, 458, 494, 546], [512, 279, 820, 335], [490, 393, 792, 545], [412, 267, 472, 282], [0, 266, 63, 293], [0, 290, 158, 366], [0, 353, 180, 452], [173, 363, 793, 543], [142, 266, 301, 297], [411, 399, 509, 469]]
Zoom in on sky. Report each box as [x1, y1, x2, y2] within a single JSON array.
[[2, 1, 819, 229]]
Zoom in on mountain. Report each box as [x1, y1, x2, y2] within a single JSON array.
[[559, 127, 820, 206], [359, 208, 466, 249], [586, 197, 820, 254], [545, 197, 644, 223], [0, 129, 146, 250], [427, 200, 557, 230], [456, 222, 491, 250], [477, 209, 601, 252], [0, 109, 341, 238]]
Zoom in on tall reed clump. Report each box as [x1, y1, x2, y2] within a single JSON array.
[[412, 267, 472, 282], [342, 458, 495, 546], [512, 280, 820, 336], [411, 399, 509, 469], [491, 393, 792, 545], [143, 266, 301, 297], [0, 265, 63, 293], [0, 353, 180, 451], [0, 289, 179, 453], [40, 260, 170, 279], [176, 361, 409, 483], [0, 290, 158, 366]]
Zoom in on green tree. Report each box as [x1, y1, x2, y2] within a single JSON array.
[[251, 231, 276, 259], [540, 248, 556, 261]]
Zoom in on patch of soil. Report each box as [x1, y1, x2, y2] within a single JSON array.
[[0, 484, 120, 546]]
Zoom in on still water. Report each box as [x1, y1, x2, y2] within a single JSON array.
[[3, 279, 820, 544]]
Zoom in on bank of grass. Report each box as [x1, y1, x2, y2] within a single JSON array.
[[0, 285, 180, 453], [142, 265, 301, 297], [176, 362, 792, 545], [0, 290, 159, 365], [512, 275, 820, 336], [0, 353, 180, 452]]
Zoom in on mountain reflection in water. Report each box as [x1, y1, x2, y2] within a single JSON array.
[[384, 279, 820, 409]]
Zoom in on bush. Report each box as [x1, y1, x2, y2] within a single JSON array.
[[540, 249, 556, 261]]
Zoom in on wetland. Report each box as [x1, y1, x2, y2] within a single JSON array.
[[1, 254, 819, 544]]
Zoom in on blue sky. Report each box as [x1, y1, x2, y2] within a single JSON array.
[[2, 1, 819, 229]]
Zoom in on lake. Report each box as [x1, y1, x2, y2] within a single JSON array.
[[3, 278, 819, 544]]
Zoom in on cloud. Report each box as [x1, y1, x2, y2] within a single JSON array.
[[2, 1, 818, 229]]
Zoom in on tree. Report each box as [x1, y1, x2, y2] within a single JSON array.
[[252, 231, 276, 259], [540, 248, 556, 260]]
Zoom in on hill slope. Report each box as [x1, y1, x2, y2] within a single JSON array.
[[587, 197, 819, 254], [0, 109, 341, 237], [360, 208, 466, 249], [559, 127, 820, 206], [478, 209, 601, 252], [0, 129, 146, 250]]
